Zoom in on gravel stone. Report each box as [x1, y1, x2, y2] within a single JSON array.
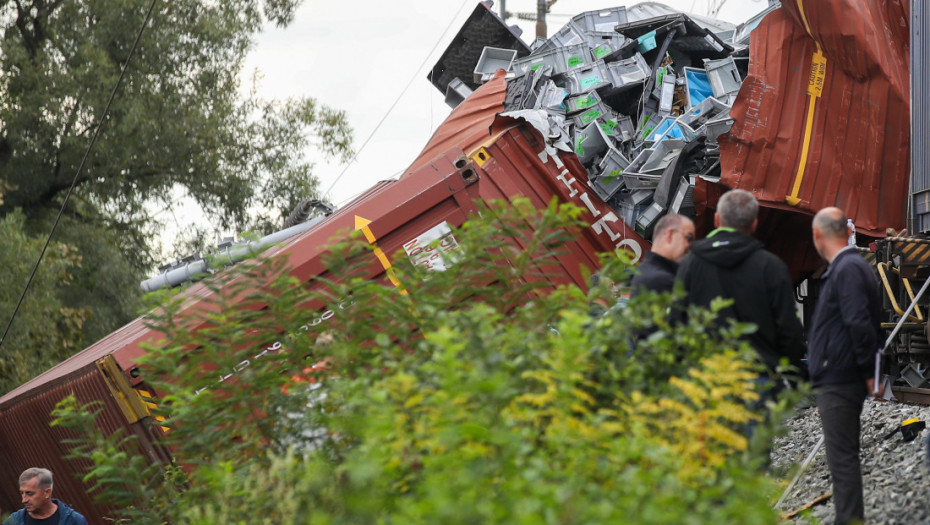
[[772, 398, 930, 524]]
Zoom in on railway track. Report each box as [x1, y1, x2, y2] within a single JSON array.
[[891, 385, 930, 405]]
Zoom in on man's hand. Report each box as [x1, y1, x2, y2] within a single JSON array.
[[866, 377, 884, 397]]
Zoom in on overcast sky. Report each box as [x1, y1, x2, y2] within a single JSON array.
[[242, 0, 768, 208]]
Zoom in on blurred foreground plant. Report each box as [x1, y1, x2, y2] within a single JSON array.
[[52, 198, 797, 524]]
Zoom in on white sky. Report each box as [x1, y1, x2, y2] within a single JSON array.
[[243, 0, 767, 208]]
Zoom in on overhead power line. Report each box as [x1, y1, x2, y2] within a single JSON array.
[[0, 0, 160, 350], [321, 0, 472, 200]]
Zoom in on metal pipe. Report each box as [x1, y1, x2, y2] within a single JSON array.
[[883, 273, 930, 352], [140, 216, 327, 293], [775, 435, 825, 510]]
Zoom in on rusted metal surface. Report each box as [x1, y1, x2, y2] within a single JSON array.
[[891, 386, 930, 406], [404, 71, 507, 179], [0, 106, 635, 522], [0, 364, 169, 525], [719, 0, 910, 242]]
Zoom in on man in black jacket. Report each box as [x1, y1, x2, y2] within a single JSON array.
[[809, 207, 882, 525], [675, 189, 806, 375], [630, 214, 694, 297]]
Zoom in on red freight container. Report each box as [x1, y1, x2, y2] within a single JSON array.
[[0, 110, 644, 522]]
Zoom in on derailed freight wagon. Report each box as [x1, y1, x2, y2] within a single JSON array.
[[0, 74, 645, 523], [434, 0, 909, 281], [0, 0, 918, 522]]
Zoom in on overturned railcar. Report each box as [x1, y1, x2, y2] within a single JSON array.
[[0, 0, 920, 522]]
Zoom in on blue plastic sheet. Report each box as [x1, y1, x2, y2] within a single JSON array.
[[685, 68, 713, 107], [648, 119, 686, 142]]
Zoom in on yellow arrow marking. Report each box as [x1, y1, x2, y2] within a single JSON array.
[[787, 0, 826, 207], [355, 215, 407, 295]]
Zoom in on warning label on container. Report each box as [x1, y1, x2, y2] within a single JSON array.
[[403, 222, 461, 272], [807, 48, 827, 98]]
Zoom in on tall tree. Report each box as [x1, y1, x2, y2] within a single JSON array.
[[0, 0, 353, 390]]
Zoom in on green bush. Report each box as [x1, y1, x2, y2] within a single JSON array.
[[53, 199, 792, 524]]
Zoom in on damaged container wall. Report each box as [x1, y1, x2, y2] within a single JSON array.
[[0, 114, 628, 522], [719, 0, 910, 239], [911, 0, 930, 234], [480, 117, 649, 265], [407, 70, 647, 263]]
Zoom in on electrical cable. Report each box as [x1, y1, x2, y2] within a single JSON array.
[[321, 0, 472, 199], [0, 0, 160, 350]]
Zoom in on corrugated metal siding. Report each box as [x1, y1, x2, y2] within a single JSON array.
[[719, 0, 910, 238], [911, 0, 930, 233], [0, 365, 164, 525], [0, 319, 156, 404]]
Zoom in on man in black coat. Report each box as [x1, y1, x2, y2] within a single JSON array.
[[675, 189, 806, 375], [809, 207, 883, 525], [630, 214, 695, 297]]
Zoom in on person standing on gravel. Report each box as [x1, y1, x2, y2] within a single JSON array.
[[809, 207, 883, 525]]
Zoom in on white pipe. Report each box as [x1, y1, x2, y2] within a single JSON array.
[[140, 217, 326, 293]]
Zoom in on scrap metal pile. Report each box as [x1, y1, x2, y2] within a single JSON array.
[[449, 3, 774, 240]]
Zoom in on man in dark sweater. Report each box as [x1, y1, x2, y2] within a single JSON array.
[[630, 214, 694, 297], [809, 207, 883, 525], [4, 468, 88, 525], [675, 189, 806, 375]]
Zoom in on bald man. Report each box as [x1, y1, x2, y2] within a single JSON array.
[[809, 207, 882, 525], [630, 214, 695, 298]]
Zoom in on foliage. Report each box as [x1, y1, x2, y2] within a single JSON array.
[[0, 0, 353, 393], [49, 397, 185, 524], [52, 199, 796, 524], [0, 211, 87, 393], [0, 0, 352, 237]]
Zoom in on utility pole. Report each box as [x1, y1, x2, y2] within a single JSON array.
[[500, 0, 506, 20], [512, 0, 559, 38], [536, 0, 547, 39]]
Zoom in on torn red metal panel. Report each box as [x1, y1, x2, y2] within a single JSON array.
[[406, 69, 647, 262], [719, 0, 910, 240], [476, 117, 648, 270]]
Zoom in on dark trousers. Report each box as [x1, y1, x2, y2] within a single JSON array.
[[815, 381, 867, 525]]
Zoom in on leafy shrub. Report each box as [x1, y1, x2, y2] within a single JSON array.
[[53, 199, 791, 524]]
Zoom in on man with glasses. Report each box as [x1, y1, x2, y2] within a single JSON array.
[[630, 214, 695, 298], [675, 189, 806, 397]]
